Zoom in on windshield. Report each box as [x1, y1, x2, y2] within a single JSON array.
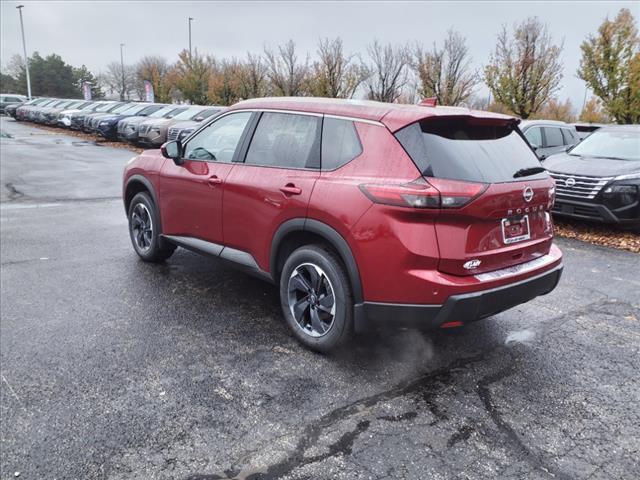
[[108, 103, 134, 114], [173, 107, 205, 120], [395, 118, 545, 183], [569, 129, 639, 161], [194, 108, 223, 121], [93, 102, 114, 112], [148, 105, 174, 118], [138, 104, 164, 116], [81, 102, 96, 110], [165, 107, 188, 118], [119, 104, 147, 115]]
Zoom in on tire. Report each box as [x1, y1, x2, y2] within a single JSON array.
[[127, 192, 176, 263], [280, 244, 354, 352]]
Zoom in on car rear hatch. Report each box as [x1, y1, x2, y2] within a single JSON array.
[[395, 116, 555, 276]]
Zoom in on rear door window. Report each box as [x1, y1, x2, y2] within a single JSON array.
[[543, 127, 564, 147], [245, 112, 321, 169], [395, 118, 545, 183], [321, 118, 362, 170], [524, 127, 543, 148]]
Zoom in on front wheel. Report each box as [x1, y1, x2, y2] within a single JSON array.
[[280, 245, 354, 352], [127, 192, 176, 262]]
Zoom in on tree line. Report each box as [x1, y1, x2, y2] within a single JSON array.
[[1, 8, 637, 123]]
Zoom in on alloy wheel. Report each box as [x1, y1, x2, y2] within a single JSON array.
[[130, 203, 153, 252], [287, 263, 336, 337]]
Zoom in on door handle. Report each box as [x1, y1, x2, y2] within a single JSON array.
[[207, 175, 223, 186], [279, 184, 302, 196]]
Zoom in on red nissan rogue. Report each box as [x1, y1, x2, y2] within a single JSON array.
[[123, 97, 563, 351]]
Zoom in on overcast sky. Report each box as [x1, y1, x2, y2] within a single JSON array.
[[1, 1, 637, 109]]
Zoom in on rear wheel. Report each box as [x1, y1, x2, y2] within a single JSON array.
[[280, 245, 353, 352], [128, 192, 176, 262]]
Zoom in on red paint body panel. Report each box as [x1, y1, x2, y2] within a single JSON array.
[[159, 159, 235, 243], [222, 164, 319, 270], [434, 178, 555, 276]]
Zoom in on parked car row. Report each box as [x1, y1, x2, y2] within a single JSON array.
[[7, 96, 224, 148]]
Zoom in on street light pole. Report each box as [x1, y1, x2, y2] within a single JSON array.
[[188, 17, 194, 57], [120, 43, 125, 101], [16, 5, 32, 99]]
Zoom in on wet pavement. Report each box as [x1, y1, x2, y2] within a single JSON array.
[[1, 116, 639, 479]]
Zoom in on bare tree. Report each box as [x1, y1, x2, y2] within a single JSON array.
[[264, 40, 309, 96], [484, 17, 564, 118], [98, 61, 138, 100], [236, 52, 268, 99], [534, 97, 576, 122], [413, 30, 479, 106], [361, 40, 410, 102], [309, 37, 365, 98]]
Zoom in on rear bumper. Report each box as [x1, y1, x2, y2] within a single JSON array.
[[355, 262, 563, 331]]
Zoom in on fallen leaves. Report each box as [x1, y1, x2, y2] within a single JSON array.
[[25, 122, 144, 154], [554, 217, 640, 253]]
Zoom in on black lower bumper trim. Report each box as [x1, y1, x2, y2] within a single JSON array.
[[355, 263, 563, 332], [553, 197, 639, 226]]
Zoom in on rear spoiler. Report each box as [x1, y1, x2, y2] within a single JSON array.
[[419, 97, 438, 107]]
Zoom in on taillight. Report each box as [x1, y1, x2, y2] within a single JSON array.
[[426, 177, 487, 208], [359, 178, 440, 208], [359, 177, 486, 209]]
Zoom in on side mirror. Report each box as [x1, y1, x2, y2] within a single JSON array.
[[160, 140, 184, 165]]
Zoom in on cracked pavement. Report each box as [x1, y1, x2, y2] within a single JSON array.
[[1, 117, 639, 479]]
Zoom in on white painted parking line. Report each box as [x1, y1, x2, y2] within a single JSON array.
[[0, 203, 62, 210]]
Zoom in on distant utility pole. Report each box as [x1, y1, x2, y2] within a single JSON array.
[[120, 43, 125, 101], [188, 17, 194, 57], [16, 5, 32, 99]]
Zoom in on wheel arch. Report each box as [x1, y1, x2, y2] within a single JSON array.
[[270, 218, 363, 305], [123, 174, 159, 214]]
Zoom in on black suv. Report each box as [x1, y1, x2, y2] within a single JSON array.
[[545, 125, 639, 227]]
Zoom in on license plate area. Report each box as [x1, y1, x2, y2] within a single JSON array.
[[501, 215, 530, 244]]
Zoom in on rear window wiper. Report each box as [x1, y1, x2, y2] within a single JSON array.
[[513, 166, 546, 178]]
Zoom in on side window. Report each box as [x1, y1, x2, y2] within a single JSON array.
[[543, 127, 564, 147], [524, 127, 542, 147], [245, 112, 320, 169], [321, 118, 362, 170], [184, 112, 252, 162]]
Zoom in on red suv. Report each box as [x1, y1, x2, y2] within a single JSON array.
[[123, 98, 563, 351]]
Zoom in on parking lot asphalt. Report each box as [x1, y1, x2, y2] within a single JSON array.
[[1, 116, 639, 480]]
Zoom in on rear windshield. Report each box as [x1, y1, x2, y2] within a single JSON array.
[[395, 118, 546, 183]]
